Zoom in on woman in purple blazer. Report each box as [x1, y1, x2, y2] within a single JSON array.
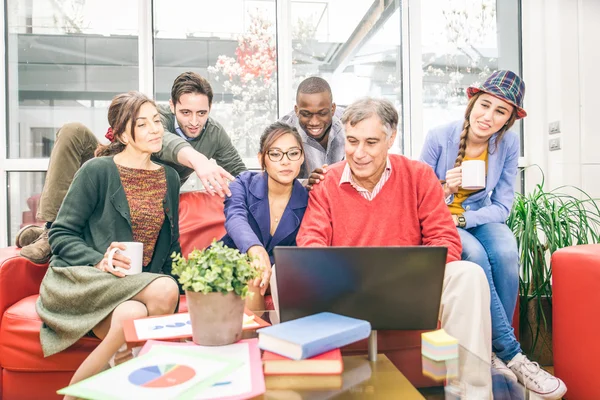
[[420, 70, 565, 399], [220, 122, 308, 307]]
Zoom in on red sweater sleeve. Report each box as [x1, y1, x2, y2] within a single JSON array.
[[296, 178, 332, 247], [417, 164, 462, 263]]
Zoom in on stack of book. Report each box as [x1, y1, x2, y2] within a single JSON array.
[[257, 312, 371, 390]]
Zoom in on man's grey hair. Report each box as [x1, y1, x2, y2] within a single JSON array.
[[341, 97, 399, 138]]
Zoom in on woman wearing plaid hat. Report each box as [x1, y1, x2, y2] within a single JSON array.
[[421, 70, 566, 399]]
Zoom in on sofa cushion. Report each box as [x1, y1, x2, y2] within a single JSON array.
[[3, 370, 69, 400], [179, 295, 187, 313], [0, 295, 99, 372], [179, 191, 226, 256]]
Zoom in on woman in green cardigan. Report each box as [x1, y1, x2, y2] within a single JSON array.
[[36, 91, 182, 395]]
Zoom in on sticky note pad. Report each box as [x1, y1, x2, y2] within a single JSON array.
[[421, 329, 458, 361]]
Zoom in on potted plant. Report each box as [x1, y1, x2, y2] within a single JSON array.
[[171, 240, 260, 346], [507, 166, 600, 364]]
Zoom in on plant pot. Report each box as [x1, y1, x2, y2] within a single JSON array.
[[519, 295, 553, 366], [185, 290, 245, 346]]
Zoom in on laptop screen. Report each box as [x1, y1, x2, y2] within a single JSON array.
[[272, 246, 447, 330]]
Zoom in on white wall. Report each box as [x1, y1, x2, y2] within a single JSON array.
[[522, 0, 600, 199]]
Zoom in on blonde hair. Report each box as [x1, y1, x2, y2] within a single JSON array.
[[453, 92, 518, 167]]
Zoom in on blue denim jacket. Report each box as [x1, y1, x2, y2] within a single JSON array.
[[420, 120, 519, 229]]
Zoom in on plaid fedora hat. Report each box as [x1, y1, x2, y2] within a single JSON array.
[[467, 70, 527, 119]]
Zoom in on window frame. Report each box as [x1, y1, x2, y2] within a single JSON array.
[[0, 0, 522, 246]]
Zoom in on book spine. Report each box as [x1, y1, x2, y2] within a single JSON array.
[[301, 322, 371, 359]]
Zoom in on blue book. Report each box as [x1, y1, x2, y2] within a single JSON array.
[[257, 312, 372, 360]]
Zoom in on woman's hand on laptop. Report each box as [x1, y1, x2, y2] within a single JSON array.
[[247, 245, 272, 296]]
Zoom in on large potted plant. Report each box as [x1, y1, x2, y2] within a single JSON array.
[[507, 166, 600, 364], [171, 240, 260, 346]]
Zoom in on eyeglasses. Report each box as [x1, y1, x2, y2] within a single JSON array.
[[267, 148, 303, 162]]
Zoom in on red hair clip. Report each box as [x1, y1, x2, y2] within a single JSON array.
[[105, 127, 114, 142]]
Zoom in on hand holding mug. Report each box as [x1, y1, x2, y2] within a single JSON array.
[[444, 166, 462, 196], [95, 242, 143, 277]]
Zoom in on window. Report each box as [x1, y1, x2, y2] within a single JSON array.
[[290, 0, 403, 150], [154, 0, 277, 164], [5, 0, 140, 159], [420, 0, 499, 140], [0, 0, 522, 246]]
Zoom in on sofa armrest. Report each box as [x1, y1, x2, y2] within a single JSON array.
[[0, 247, 48, 331], [552, 244, 600, 400]]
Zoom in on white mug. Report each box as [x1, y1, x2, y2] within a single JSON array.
[[107, 242, 143, 275], [461, 160, 486, 190]]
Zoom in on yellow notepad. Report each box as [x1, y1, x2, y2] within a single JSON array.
[[421, 329, 458, 346], [421, 329, 458, 361]]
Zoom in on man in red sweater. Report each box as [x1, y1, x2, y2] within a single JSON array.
[[296, 98, 492, 386]]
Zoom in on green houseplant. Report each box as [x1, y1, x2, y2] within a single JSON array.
[[507, 166, 600, 363], [171, 240, 260, 346]]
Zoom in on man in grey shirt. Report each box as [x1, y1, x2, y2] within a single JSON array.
[[279, 77, 345, 179]]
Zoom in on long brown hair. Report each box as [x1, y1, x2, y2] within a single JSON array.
[[95, 91, 156, 157], [454, 92, 518, 167]]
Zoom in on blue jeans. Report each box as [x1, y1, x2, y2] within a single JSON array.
[[458, 223, 521, 362]]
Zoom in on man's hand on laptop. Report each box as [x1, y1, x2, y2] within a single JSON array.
[[247, 245, 272, 296], [306, 164, 328, 191]]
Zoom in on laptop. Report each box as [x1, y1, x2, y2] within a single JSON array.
[[272, 246, 447, 330]]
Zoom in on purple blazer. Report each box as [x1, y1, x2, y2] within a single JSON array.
[[220, 171, 308, 264]]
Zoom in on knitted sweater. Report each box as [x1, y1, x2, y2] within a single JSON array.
[[296, 155, 462, 263], [117, 165, 167, 266]]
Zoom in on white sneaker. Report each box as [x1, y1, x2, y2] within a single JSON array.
[[507, 353, 567, 399], [491, 353, 518, 381]]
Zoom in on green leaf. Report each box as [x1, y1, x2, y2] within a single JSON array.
[[507, 165, 600, 352], [170, 239, 260, 298]]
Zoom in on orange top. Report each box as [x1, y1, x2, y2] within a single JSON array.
[[448, 149, 488, 215]]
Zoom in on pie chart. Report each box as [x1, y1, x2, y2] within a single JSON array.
[[128, 364, 196, 388]]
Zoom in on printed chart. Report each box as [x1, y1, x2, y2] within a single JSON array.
[[134, 313, 260, 341], [128, 364, 196, 388]]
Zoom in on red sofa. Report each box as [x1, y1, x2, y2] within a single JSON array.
[[0, 190, 520, 399], [0, 191, 227, 400], [553, 244, 600, 400]]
